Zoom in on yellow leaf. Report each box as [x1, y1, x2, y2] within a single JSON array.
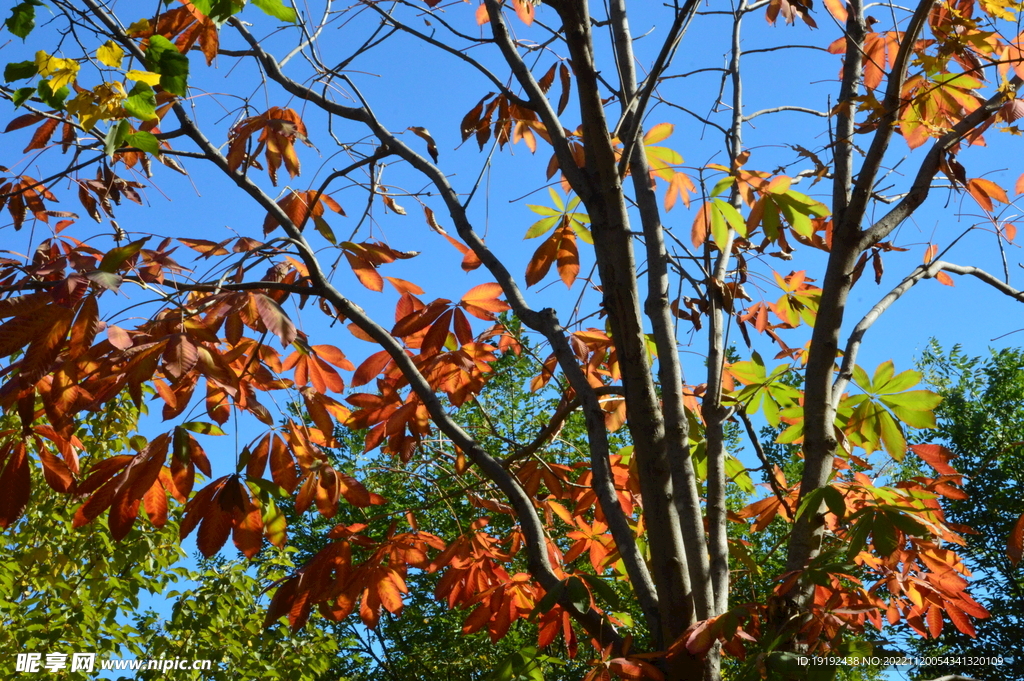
[[35, 51, 80, 91], [126, 70, 162, 86], [127, 18, 151, 34], [644, 122, 674, 145], [96, 41, 124, 68]]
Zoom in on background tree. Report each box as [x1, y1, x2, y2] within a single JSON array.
[[901, 343, 1024, 680], [3, 0, 1024, 680], [0, 396, 342, 680]]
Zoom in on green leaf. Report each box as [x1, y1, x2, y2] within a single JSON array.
[[251, 0, 298, 22], [5, 1, 42, 40], [571, 222, 594, 244], [4, 60, 37, 82], [528, 579, 564, 620], [12, 86, 34, 107], [123, 82, 158, 121], [146, 35, 190, 97], [796, 487, 828, 521], [871, 360, 896, 390], [725, 455, 755, 494], [181, 421, 227, 436], [104, 119, 131, 158], [785, 189, 831, 216], [709, 175, 734, 198], [579, 573, 620, 609], [547, 186, 564, 210], [564, 575, 590, 613], [761, 196, 781, 240], [777, 193, 813, 236], [877, 410, 907, 460], [883, 508, 929, 537], [85, 270, 123, 291], [710, 200, 729, 245], [822, 485, 846, 520], [872, 513, 898, 556], [313, 215, 337, 244], [877, 367, 922, 393], [880, 389, 943, 412], [125, 131, 161, 155], [98, 237, 148, 273], [524, 216, 558, 239], [487, 653, 515, 681], [36, 80, 68, 109], [712, 198, 746, 237]]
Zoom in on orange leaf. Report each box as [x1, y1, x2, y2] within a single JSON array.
[[966, 178, 1009, 212], [345, 252, 384, 292], [691, 202, 712, 247], [1009, 511, 1024, 565], [908, 444, 958, 475], [384, 276, 424, 295]]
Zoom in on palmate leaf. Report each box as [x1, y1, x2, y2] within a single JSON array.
[[840, 361, 942, 458], [524, 187, 590, 242]]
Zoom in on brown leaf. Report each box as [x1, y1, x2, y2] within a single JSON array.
[[23, 117, 60, 153], [408, 126, 439, 163], [254, 293, 297, 346]]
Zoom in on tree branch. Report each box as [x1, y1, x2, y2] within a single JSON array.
[[608, 0, 715, 639], [833, 259, 1024, 405], [483, 0, 586, 195], [743, 106, 828, 121], [859, 74, 1023, 249], [502, 386, 624, 465]]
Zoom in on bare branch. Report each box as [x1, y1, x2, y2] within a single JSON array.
[[743, 106, 829, 121]]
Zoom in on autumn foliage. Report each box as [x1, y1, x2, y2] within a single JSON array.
[[4, 0, 1024, 679]]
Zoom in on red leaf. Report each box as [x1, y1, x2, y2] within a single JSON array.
[[270, 436, 299, 493], [197, 501, 232, 557], [421, 309, 454, 355], [908, 444, 958, 475], [384, 276, 424, 295], [0, 442, 30, 528], [38, 444, 75, 493], [23, 117, 60, 153], [4, 113, 43, 132], [352, 350, 392, 388], [691, 202, 712, 247]]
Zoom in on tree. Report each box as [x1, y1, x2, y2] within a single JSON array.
[[2, 0, 1023, 679], [0, 394, 342, 680], [901, 344, 1024, 680]]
